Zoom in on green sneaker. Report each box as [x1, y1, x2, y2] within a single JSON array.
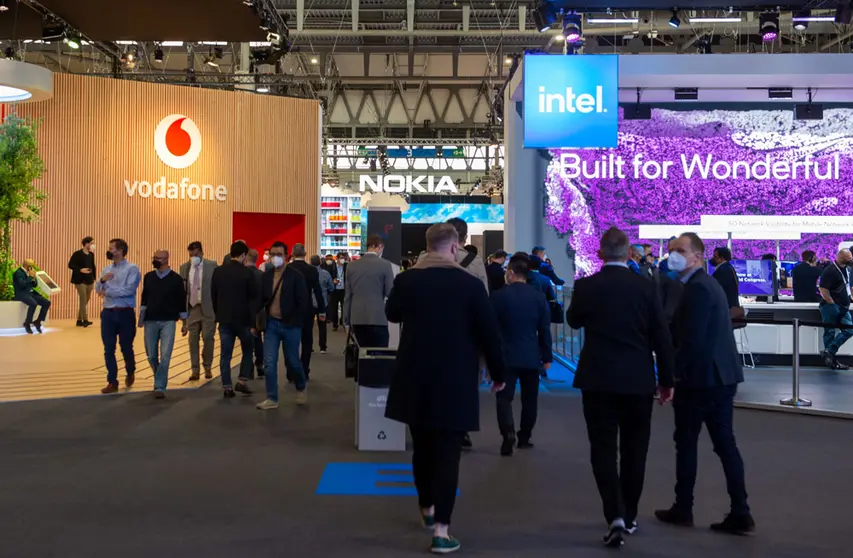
[[430, 536, 461, 554], [421, 511, 435, 529]]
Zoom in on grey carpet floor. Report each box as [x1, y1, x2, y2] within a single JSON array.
[[0, 331, 850, 557]]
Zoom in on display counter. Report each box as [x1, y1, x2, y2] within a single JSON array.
[[740, 301, 853, 366]]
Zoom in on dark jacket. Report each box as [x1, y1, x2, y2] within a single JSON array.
[[68, 249, 96, 285], [486, 261, 506, 292], [491, 282, 553, 369], [567, 264, 675, 395], [261, 265, 310, 328], [792, 262, 822, 303], [673, 268, 743, 389], [712, 260, 740, 309], [528, 270, 556, 301], [657, 270, 684, 327], [248, 266, 264, 319], [531, 255, 564, 285], [384, 265, 505, 432], [211, 260, 258, 327], [141, 270, 186, 322], [13, 267, 37, 298], [288, 259, 326, 315]]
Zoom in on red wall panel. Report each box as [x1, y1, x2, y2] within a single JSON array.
[[232, 212, 306, 263]]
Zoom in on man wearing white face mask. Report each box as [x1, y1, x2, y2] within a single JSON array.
[[180, 241, 218, 381]]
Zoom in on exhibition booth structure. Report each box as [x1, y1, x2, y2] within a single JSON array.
[[4, 73, 322, 322], [502, 52, 853, 377]]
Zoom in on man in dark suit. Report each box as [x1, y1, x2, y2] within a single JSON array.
[[486, 250, 508, 292], [256, 241, 311, 410], [568, 227, 675, 548], [655, 232, 754, 535], [288, 244, 326, 380], [328, 252, 348, 331], [490, 253, 552, 456], [710, 246, 739, 310], [792, 250, 822, 303], [385, 223, 506, 555], [210, 241, 256, 398], [13, 258, 50, 334]]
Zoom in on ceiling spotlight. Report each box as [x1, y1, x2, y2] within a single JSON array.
[[63, 34, 81, 49], [310, 56, 319, 64], [793, 10, 809, 31], [257, 85, 270, 93], [0, 0, 9, 12], [259, 13, 274, 31], [563, 12, 582, 43], [153, 48, 164, 64], [504, 56, 512, 64], [759, 12, 779, 42], [668, 10, 680, 28], [533, 1, 559, 33]]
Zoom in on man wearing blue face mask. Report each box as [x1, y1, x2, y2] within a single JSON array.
[[180, 241, 218, 381], [655, 232, 754, 536]]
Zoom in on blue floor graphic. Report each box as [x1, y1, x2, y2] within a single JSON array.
[[317, 463, 460, 496], [478, 360, 577, 394]]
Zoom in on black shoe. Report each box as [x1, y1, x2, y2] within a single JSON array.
[[832, 358, 850, 370], [821, 350, 836, 367], [33, 321, 43, 333], [332, 326, 338, 332], [223, 388, 236, 398], [517, 437, 534, 450], [76, 320, 84, 327], [603, 520, 626, 548], [234, 382, 253, 396], [257, 371, 265, 378], [461, 433, 473, 450], [23, 322, 33, 335], [710, 513, 755, 535], [500, 433, 516, 456], [624, 520, 638, 535], [654, 507, 694, 527], [83, 320, 93, 328]]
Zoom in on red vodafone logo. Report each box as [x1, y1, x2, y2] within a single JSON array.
[[154, 115, 202, 169]]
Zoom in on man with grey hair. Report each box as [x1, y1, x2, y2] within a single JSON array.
[[288, 243, 326, 380], [568, 227, 675, 548], [385, 223, 506, 554]]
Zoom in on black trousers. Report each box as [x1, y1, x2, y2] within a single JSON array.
[[495, 367, 540, 441], [673, 385, 749, 515], [410, 427, 464, 525], [300, 317, 314, 378], [329, 290, 345, 328], [16, 292, 50, 324], [352, 324, 390, 348], [253, 331, 264, 372], [582, 391, 654, 524], [315, 310, 327, 351]]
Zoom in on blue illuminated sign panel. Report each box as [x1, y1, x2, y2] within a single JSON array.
[[522, 54, 619, 149]]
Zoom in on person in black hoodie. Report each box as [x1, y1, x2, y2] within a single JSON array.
[[211, 241, 257, 398], [68, 236, 97, 327], [139, 250, 187, 399], [385, 223, 506, 555], [286, 243, 326, 380], [486, 250, 508, 292]]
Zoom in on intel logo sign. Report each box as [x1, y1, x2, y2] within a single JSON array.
[[523, 54, 619, 149]]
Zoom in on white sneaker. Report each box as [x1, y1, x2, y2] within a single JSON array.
[[320, 350, 327, 354], [295, 390, 308, 405], [256, 399, 279, 410]]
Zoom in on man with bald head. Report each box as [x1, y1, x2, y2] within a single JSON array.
[[818, 248, 853, 369], [139, 249, 188, 398]]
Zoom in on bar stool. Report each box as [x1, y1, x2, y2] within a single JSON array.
[[736, 327, 755, 368]]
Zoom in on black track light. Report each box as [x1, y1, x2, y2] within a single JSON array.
[[153, 48, 164, 63], [668, 10, 680, 29]]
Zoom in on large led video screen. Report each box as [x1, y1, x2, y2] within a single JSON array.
[[544, 108, 853, 276], [708, 259, 776, 297], [402, 203, 504, 224]]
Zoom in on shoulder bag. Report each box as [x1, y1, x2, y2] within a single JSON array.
[[256, 270, 287, 333], [460, 251, 476, 268]]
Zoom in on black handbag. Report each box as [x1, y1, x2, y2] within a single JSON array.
[[344, 329, 359, 379], [549, 299, 564, 324]]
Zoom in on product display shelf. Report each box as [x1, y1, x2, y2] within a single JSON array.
[[320, 194, 363, 256]]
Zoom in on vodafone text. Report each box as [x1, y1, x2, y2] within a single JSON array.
[[124, 177, 227, 202], [558, 152, 841, 181]]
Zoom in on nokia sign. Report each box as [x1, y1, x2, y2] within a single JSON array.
[[359, 175, 459, 193]]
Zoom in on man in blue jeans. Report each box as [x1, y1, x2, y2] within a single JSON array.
[[139, 249, 188, 399], [98, 239, 142, 394], [256, 241, 310, 410], [819, 249, 853, 370]]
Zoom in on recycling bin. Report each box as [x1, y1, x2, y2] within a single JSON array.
[[355, 347, 406, 452]]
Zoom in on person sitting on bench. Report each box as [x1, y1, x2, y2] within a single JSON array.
[[13, 258, 50, 334]]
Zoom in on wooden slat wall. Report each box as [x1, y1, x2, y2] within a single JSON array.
[[12, 74, 320, 320]]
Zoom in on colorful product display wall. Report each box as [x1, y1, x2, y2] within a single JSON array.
[[544, 108, 853, 276]]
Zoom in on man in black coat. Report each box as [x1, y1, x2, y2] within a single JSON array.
[[490, 253, 552, 456], [256, 241, 311, 410], [792, 250, 822, 303], [655, 232, 754, 535], [68, 235, 96, 327], [486, 249, 508, 292], [385, 223, 506, 555], [287, 243, 326, 380], [568, 227, 675, 548], [710, 246, 740, 310], [210, 241, 257, 398], [13, 258, 50, 334]]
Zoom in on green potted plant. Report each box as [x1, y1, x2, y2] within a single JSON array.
[[0, 114, 47, 301]]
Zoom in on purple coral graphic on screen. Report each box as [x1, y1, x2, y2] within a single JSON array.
[[545, 108, 853, 276]]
